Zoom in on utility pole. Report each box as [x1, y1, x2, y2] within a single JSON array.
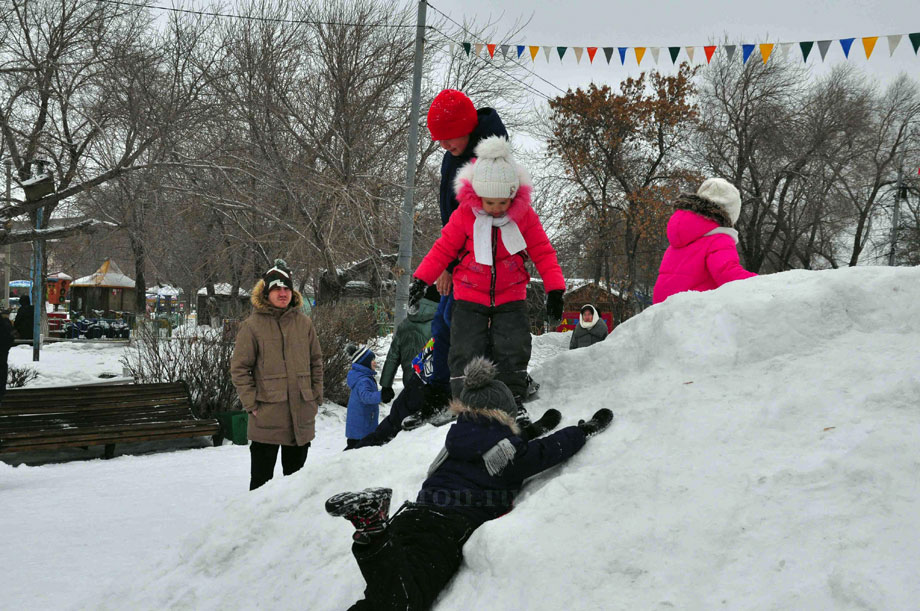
[[889, 153, 904, 266], [4, 160, 10, 309], [31, 206, 42, 361], [393, 0, 427, 326]]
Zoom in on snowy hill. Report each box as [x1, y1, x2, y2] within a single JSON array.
[[7, 266, 920, 610]]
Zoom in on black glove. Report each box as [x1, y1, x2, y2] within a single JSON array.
[[546, 289, 564, 325], [408, 278, 427, 313], [577, 408, 614, 437], [380, 387, 395, 403]]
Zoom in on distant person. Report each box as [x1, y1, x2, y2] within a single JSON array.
[[231, 259, 323, 491], [13, 294, 34, 340], [0, 309, 15, 402], [569, 304, 608, 350], [378, 285, 440, 404], [653, 178, 757, 304], [325, 357, 613, 610], [345, 344, 381, 450], [409, 136, 565, 424], [425, 89, 509, 403]]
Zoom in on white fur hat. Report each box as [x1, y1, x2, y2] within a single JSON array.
[[470, 136, 521, 199], [697, 178, 742, 226]]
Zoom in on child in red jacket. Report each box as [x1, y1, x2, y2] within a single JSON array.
[[409, 136, 565, 422]]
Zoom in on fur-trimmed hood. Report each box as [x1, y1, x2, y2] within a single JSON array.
[[449, 399, 521, 436], [250, 278, 304, 314], [674, 192, 733, 228], [453, 158, 535, 225]]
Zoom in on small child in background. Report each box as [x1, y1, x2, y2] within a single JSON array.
[[408, 136, 565, 424], [653, 178, 757, 304], [345, 344, 381, 449]]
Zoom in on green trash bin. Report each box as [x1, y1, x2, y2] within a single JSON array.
[[216, 410, 249, 445]]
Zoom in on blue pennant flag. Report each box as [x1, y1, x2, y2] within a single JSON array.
[[516, 45, 525, 59], [618, 47, 628, 65], [742, 44, 755, 64], [839, 38, 855, 57]]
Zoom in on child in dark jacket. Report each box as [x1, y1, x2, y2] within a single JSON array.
[[409, 136, 566, 419], [345, 344, 382, 449], [326, 357, 614, 610]]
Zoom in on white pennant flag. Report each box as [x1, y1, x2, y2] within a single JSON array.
[[542, 46, 553, 62], [474, 43, 484, 57], [686, 46, 695, 62], [449, 42, 456, 56], [887, 34, 902, 56], [572, 47, 583, 63], [501, 44, 510, 59], [650, 47, 661, 64], [780, 42, 793, 58]]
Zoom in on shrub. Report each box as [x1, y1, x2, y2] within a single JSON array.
[[7, 365, 39, 388], [311, 302, 381, 406]]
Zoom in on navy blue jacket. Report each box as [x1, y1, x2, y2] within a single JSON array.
[[417, 408, 587, 525], [438, 107, 508, 226]]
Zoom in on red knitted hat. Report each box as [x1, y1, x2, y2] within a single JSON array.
[[427, 89, 478, 140]]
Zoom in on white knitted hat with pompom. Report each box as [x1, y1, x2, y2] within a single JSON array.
[[471, 136, 522, 199]]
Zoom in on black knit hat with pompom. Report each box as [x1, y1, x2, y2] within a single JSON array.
[[459, 357, 517, 417], [263, 258, 293, 295]]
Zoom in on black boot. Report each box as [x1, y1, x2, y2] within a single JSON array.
[[325, 487, 393, 544]]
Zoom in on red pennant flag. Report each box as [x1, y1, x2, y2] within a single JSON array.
[[704, 45, 717, 64], [487, 44, 496, 58], [587, 47, 598, 63]]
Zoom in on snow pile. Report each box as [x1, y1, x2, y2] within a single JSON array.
[[30, 266, 920, 609]]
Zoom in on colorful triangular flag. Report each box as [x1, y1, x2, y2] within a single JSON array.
[[587, 47, 598, 63], [557, 46, 567, 61], [668, 46, 681, 63], [517, 45, 525, 58], [800, 41, 814, 62], [724, 45, 736, 62], [635, 47, 646, 65], [650, 47, 661, 64], [686, 46, 695, 62], [862, 37, 878, 59], [573, 47, 584, 63], [886, 35, 901, 57], [817, 40, 832, 61], [473, 43, 483, 57], [500, 44, 510, 59], [529, 45, 539, 61], [780, 42, 793, 58], [760, 43, 774, 63], [704, 45, 716, 64], [603, 47, 614, 64], [910, 33, 920, 54], [463, 42, 471, 57], [839, 38, 855, 58], [542, 46, 552, 62], [742, 44, 755, 64], [487, 44, 496, 58], [618, 47, 628, 65]]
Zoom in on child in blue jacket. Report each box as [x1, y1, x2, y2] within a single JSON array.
[[345, 344, 381, 449], [327, 357, 614, 610]]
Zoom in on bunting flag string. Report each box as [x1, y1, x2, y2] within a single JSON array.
[[446, 29, 920, 69]]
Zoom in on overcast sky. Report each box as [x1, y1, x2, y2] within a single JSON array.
[[426, 0, 920, 98]]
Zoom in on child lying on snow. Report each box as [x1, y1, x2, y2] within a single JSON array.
[[326, 357, 614, 610]]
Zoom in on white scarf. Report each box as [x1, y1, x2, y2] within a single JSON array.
[[703, 227, 739, 244], [472, 208, 527, 265]]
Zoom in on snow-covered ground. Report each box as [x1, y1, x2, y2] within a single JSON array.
[[2, 266, 920, 610]]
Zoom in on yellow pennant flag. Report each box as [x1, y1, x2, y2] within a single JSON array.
[[635, 47, 646, 65], [862, 36, 878, 59], [760, 43, 774, 63], [529, 45, 539, 61]]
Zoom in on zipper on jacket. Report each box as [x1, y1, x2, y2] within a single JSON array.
[[490, 226, 498, 306], [276, 318, 286, 362]]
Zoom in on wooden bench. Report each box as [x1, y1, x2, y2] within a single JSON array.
[[0, 382, 221, 459]]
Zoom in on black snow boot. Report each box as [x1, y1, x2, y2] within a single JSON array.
[[514, 396, 532, 428], [325, 487, 393, 544], [521, 408, 562, 440]]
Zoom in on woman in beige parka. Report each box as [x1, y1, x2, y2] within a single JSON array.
[[231, 259, 323, 490]]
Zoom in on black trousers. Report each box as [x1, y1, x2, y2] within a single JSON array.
[[249, 440, 310, 491], [348, 505, 477, 611], [352, 374, 426, 449], [449, 299, 531, 399], [0, 354, 8, 403]]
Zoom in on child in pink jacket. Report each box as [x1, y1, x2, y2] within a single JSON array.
[[408, 136, 565, 419], [653, 178, 757, 304]]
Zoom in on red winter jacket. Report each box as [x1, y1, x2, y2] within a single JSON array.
[[653, 209, 757, 304], [414, 163, 565, 307]]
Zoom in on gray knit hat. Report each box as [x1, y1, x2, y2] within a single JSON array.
[[459, 357, 517, 417]]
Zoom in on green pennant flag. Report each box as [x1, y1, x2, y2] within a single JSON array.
[[668, 46, 681, 63], [799, 41, 814, 62], [910, 33, 920, 54], [557, 46, 567, 60], [463, 42, 471, 57], [603, 47, 614, 64]]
